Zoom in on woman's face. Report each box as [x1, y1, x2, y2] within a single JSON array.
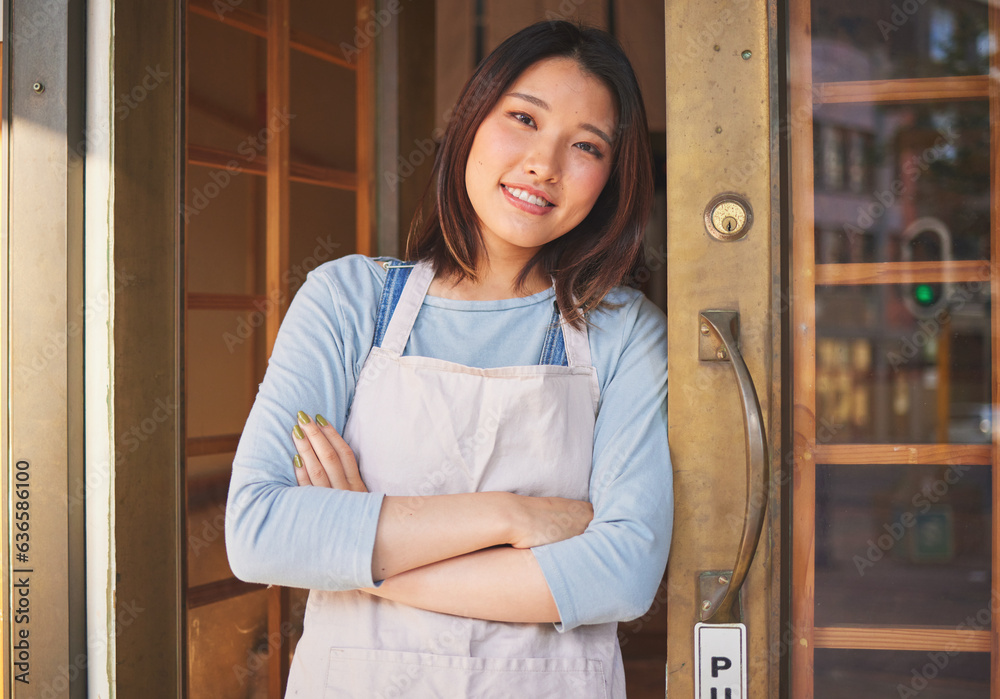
[[464, 57, 616, 265]]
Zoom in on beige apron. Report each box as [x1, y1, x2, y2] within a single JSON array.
[[285, 261, 624, 698]]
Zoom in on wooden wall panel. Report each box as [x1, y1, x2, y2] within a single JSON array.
[[435, 0, 664, 135]]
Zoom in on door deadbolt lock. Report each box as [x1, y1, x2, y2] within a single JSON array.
[[705, 194, 752, 241]]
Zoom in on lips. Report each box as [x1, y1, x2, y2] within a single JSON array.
[[501, 183, 555, 208]]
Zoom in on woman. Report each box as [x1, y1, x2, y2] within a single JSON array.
[[226, 20, 672, 698]]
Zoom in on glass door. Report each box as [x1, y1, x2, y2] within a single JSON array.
[[788, 0, 997, 694]]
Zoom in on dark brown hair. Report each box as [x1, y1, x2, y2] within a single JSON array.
[[406, 20, 654, 327]]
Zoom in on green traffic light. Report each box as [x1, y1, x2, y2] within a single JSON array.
[[913, 283, 937, 306]]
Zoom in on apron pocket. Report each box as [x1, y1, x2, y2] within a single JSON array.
[[324, 647, 607, 699]]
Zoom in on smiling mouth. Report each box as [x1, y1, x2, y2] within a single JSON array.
[[501, 184, 554, 208]]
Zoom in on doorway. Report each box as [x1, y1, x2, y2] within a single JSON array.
[[180, 1, 668, 696]]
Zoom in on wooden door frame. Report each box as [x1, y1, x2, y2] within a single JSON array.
[[111, 0, 185, 693], [3, 0, 185, 694]]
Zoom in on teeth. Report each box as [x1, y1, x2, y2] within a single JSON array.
[[504, 185, 552, 207]]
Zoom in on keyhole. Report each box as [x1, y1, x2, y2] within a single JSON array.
[[705, 195, 752, 241]]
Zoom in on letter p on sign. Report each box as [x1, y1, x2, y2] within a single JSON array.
[[695, 623, 747, 699]]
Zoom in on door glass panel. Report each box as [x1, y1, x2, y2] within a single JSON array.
[[790, 0, 997, 694], [813, 100, 990, 265], [815, 284, 991, 444], [811, 0, 990, 83], [814, 649, 991, 698], [815, 463, 992, 626]]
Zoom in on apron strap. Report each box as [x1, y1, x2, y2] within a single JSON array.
[[539, 299, 592, 368], [373, 260, 415, 348], [538, 306, 567, 366], [561, 315, 592, 368], [378, 258, 592, 367], [379, 260, 435, 356]]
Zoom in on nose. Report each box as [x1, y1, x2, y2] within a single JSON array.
[[522, 139, 561, 182]]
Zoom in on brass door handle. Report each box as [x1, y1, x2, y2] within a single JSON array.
[[698, 310, 769, 623]]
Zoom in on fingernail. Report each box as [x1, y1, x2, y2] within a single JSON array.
[[293, 455, 303, 469], [315, 414, 329, 427], [297, 410, 311, 425], [292, 424, 304, 440]]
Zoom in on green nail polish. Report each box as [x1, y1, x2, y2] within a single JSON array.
[[297, 410, 311, 425], [293, 455, 303, 469], [292, 424, 304, 440], [315, 414, 329, 427]]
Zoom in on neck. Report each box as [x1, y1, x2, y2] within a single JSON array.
[[429, 255, 550, 301]]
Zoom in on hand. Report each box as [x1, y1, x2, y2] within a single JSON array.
[[291, 412, 367, 492], [507, 495, 594, 549]]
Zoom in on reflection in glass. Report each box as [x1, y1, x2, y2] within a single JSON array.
[[815, 284, 990, 444], [813, 100, 989, 265], [188, 591, 270, 698], [815, 464, 992, 627], [820, 125, 845, 191], [811, 0, 989, 83], [815, 649, 990, 699]]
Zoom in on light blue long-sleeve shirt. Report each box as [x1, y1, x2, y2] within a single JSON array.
[[226, 254, 672, 631]]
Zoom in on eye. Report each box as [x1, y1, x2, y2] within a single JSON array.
[[575, 142, 605, 159], [509, 111, 536, 128]]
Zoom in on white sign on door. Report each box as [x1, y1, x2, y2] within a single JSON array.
[[694, 622, 747, 699]]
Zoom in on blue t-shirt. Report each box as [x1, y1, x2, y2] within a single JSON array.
[[226, 254, 673, 631]]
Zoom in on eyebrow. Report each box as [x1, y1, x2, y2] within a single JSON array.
[[507, 91, 614, 146]]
